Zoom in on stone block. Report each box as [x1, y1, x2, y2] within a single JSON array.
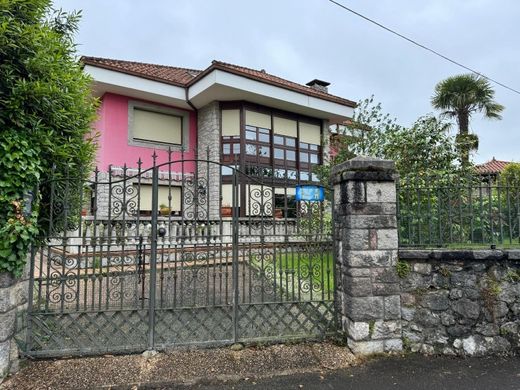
[[0, 340, 10, 380], [347, 338, 384, 355], [475, 323, 499, 336], [447, 325, 470, 337], [420, 291, 450, 311], [401, 307, 415, 321], [346, 296, 384, 321], [420, 344, 435, 355], [440, 312, 456, 326], [372, 283, 400, 296], [384, 295, 401, 319], [343, 202, 397, 216], [376, 229, 398, 250], [0, 311, 15, 343], [414, 309, 441, 327], [371, 267, 399, 284], [344, 215, 397, 229], [400, 293, 416, 307], [344, 268, 371, 278], [384, 338, 403, 352], [449, 289, 463, 299], [343, 276, 373, 297], [423, 328, 448, 345], [413, 263, 432, 275], [346, 181, 366, 203], [345, 319, 370, 341], [342, 229, 369, 250], [366, 181, 397, 203], [452, 298, 480, 319], [372, 320, 401, 340], [331, 156, 396, 176], [344, 250, 397, 268]]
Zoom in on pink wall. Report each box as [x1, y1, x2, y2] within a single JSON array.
[[94, 93, 197, 172]]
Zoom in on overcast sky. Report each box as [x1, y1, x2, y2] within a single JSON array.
[[53, 0, 519, 164]]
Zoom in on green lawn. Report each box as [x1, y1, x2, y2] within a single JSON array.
[[251, 251, 335, 298]]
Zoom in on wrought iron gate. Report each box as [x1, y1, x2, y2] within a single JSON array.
[[26, 157, 336, 357]]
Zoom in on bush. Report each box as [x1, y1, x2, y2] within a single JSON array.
[[0, 0, 97, 275]]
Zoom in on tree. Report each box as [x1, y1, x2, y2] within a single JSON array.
[[320, 97, 460, 183], [0, 0, 97, 275], [431, 74, 504, 167]]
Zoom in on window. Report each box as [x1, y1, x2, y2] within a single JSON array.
[[244, 125, 271, 163], [273, 134, 297, 168], [219, 106, 324, 186], [299, 141, 321, 183], [137, 185, 182, 212], [129, 101, 189, 150], [221, 135, 240, 164]]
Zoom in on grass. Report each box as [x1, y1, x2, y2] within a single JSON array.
[[251, 251, 335, 297]]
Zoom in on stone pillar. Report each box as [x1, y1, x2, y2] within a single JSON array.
[[0, 267, 29, 381], [197, 101, 221, 220], [332, 156, 402, 354]]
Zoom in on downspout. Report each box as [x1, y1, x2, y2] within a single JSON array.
[[185, 87, 198, 112], [185, 87, 198, 156]]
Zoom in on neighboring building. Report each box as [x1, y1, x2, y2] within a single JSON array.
[[81, 57, 356, 217], [475, 158, 512, 176]]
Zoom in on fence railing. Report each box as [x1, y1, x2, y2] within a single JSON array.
[[397, 174, 520, 248]]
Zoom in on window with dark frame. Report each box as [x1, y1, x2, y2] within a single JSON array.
[[220, 107, 322, 184]]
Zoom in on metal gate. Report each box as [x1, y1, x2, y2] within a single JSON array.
[[25, 157, 336, 357]]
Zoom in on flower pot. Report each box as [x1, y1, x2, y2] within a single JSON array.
[[159, 207, 171, 216], [221, 206, 232, 217]]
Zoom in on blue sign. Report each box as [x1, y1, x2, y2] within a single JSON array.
[[295, 185, 325, 202]]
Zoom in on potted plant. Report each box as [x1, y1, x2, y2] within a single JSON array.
[[221, 203, 232, 217], [159, 203, 171, 216]]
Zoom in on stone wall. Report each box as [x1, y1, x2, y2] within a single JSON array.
[[399, 250, 520, 356], [197, 101, 221, 220], [0, 267, 29, 381]]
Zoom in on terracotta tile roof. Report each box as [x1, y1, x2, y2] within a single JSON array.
[[81, 56, 202, 87], [199, 60, 357, 108], [81, 57, 356, 108], [475, 158, 511, 174]]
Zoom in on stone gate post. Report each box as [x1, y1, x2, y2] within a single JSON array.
[[331, 156, 402, 354]]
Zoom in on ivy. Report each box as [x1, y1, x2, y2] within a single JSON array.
[[0, 0, 97, 276]]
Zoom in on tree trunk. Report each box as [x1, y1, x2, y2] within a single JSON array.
[[457, 112, 470, 167]]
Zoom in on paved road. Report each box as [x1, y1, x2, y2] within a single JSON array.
[[143, 354, 520, 390]]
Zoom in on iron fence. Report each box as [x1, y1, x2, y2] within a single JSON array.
[[397, 173, 520, 248]]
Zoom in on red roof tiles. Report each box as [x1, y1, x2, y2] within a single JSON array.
[[81, 57, 356, 108], [475, 158, 511, 174], [81, 56, 202, 87]]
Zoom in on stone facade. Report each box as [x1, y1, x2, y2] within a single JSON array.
[[332, 156, 402, 354], [0, 266, 29, 382], [197, 101, 221, 220], [399, 250, 520, 356]]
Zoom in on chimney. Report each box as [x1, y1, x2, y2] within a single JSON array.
[[306, 79, 330, 93]]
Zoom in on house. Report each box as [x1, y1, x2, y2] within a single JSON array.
[[475, 157, 512, 177], [81, 57, 356, 218]]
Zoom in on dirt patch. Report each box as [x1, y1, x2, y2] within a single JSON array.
[[2, 342, 357, 389]]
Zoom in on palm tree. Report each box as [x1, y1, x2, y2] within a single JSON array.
[[431, 74, 504, 167]]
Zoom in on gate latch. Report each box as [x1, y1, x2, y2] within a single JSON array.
[[158, 227, 167, 238]]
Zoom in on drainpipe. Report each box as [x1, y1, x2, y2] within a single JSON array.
[[185, 87, 198, 156], [185, 87, 198, 112]]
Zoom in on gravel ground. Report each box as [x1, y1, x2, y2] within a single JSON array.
[[1, 342, 357, 389]]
